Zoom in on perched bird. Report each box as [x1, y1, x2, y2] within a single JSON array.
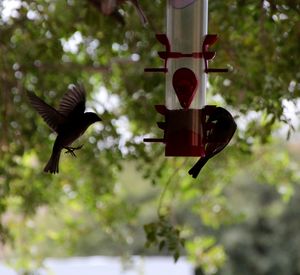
[[88, 0, 148, 26], [188, 107, 236, 178], [27, 84, 101, 174]]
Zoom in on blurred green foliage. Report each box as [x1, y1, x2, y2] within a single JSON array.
[[0, 0, 300, 274]]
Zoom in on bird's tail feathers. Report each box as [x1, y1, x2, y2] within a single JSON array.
[[44, 150, 61, 174], [188, 158, 209, 178]]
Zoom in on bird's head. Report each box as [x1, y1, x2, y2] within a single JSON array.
[[84, 112, 102, 125], [208, 107, 233, 123]]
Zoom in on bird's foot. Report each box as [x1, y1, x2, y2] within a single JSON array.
[[64, 145, 84, 157]]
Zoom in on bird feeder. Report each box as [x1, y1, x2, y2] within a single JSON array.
[[144, 0, 231, 158]]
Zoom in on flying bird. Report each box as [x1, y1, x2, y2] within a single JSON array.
[[88, 0, 148, 26], [188, 107, 236, 178], [27, 84, 101, 174]]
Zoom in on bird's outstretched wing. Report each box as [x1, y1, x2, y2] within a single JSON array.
[[58, 84, 86, 118], [27, 91, 65, 133]]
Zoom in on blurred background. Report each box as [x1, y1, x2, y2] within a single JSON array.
[[0, 0, 300, 274]]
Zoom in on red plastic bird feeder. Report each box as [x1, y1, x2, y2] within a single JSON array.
[[144, 0, 229, 157]]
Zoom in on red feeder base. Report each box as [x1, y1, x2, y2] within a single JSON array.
[[165, 109, 205, 157]]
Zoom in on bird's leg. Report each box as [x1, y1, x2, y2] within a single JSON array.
[[64, 147, 76, 157], [64, 145, 84, 157]]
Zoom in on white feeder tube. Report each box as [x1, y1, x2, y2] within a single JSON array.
[[166, 0, 208, 110]]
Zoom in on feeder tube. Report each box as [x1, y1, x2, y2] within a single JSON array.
[[166, 0, 208, 110]]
